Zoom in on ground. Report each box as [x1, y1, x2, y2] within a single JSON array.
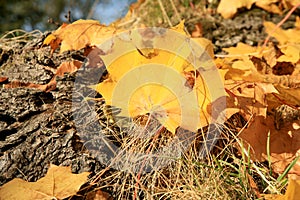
[[0, 1, 299, 199]]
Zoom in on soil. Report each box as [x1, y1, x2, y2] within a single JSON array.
[[0, 5, 299, 199]]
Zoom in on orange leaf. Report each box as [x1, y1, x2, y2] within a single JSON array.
[[0, 76, 8, 83], [43, 19, 119, 53], [266, 179, 300, 200], [283, 179, 300, 199], [3, 61, 83, 92], [238, 113, 300, 177], [55, 60, 82, 77]]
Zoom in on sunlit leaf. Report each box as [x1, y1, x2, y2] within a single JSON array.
[[0, 164, 90, 200]]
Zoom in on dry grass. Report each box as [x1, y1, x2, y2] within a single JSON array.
[[0, 29, 42, 50], [81, 1, 293, 199], [87, 107, 282, 199]]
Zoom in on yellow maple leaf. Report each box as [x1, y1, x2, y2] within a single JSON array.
[[277, 44, 300, 63], [90, 50, 206, 133], [223, 42, 258, 59], [264, 179, 300, 200], [89, 22, 224, 134], [255, 0, 282, 15], [0, 164, 90, 200], [264, 21, 300, 44], [217, 0, 256, 19]]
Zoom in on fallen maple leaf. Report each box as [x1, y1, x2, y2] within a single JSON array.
[[255, 0, 283, 15], [225, 81, 278, 120], [264, 179, 300, 200], [238, 107, 300, 176], [217, 0, 256, 19], [0, 164, 90, 200], [90, 51, 205, 134], [274, 85, 300, 106], [43, 19, 120, 53], [217, 0, 297, 19], [277, 44, 300, 63], [89, 22, 225, 134], [264, 21, 300, 44]]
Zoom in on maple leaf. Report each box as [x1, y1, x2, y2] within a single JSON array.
[[89, 23, 225, 134], [0, 164, 90, 200], [255, 0, 283, 15], [263, 179, 300, 200], [236, 95, 300, 176], [277, 179, 300, 200], [225, 81, 278, 120], [90, 49, 207, 134], [217, 0, 256, 19], [217, 0, 298, 19], [43, 19, 119, 53], [264, 21, 300, 44]]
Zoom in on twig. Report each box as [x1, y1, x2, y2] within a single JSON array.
[[87, 0, 100, 19], [260, 3, 300, 53], [65, 10, 72, 22], [169, 0, 181, 22], [157, 0, 172, 26]]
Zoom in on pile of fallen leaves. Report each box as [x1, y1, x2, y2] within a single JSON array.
[[1, 0, 300, 199]]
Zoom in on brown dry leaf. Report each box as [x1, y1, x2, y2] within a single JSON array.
[[0, 76, 8, 83], [286, 0, 300, 7], [274, 85, 300, 106], [191, 23, 203, 38], [238, 112, 300, 176], [3, 60, 82, 92], [221, 43, 267, 81], [282, 179, 300, 199], [295, 16, 300, 29], [93, 190, 112, 200], [85, 189, 112, 200], [223, 42, 258, 59], [84, 46, 105, 68], [217, 0, 298, 19], [43, 23, 68, 53], [221, 41, 299, 83], [225, 81, 278, 119], [43, 19, 120, 53], [4, 81, 49, 91], [55, 60, 82, 76], [0, 164, 90, 200], [223, 43, 261, 81], [43, 60, 82, 92]]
